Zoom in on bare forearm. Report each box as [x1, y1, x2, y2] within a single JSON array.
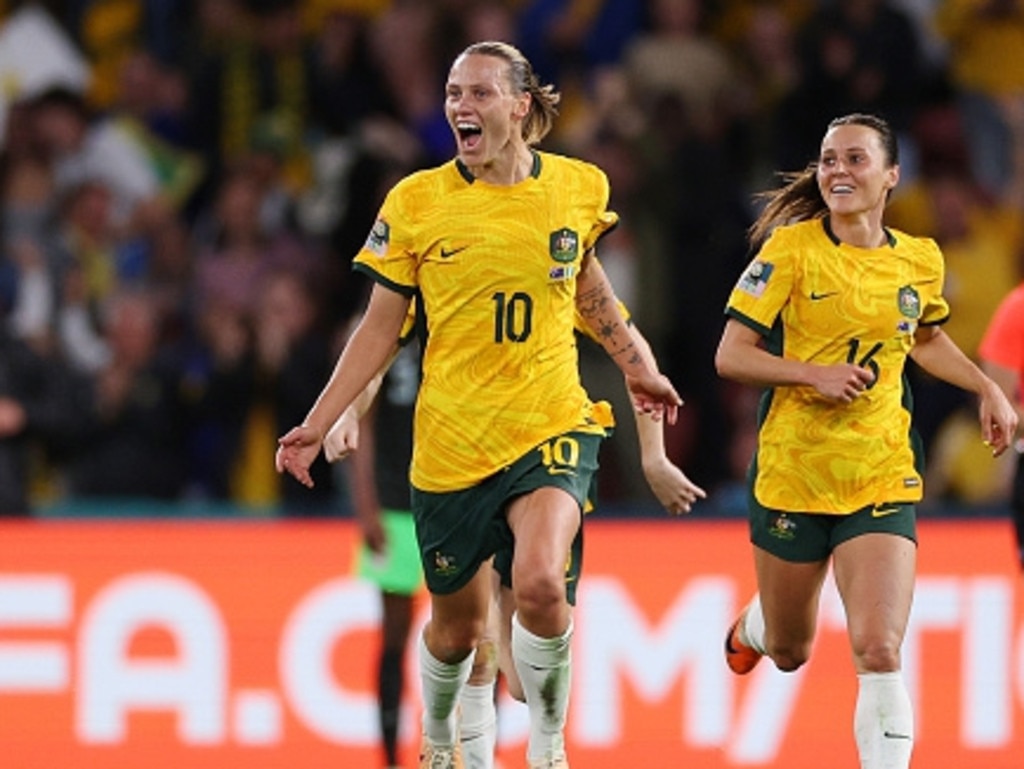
[[304, 290, 407, 437], [716, 329, 816, 388], [576, 255, 650, 378], [910, 328, 991, 395], [347, 413, 381, 523]]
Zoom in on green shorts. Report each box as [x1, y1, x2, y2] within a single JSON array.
[[749, 497, 917, 563], [412, 430, 604, 595], [355, 509, 424, 596]]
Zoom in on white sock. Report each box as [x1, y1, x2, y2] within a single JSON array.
[[419, 633, 473, 747], [854, 671, 914, 769], [741, 594, 768, 655], [511, 612, 572, 763], [459, 681, 497, 769]]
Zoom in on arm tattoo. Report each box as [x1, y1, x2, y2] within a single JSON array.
[[577, 285, 637, 359]]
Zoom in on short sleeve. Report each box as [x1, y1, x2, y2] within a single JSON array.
[[724, 228, 796, 336], [353, 181, 419, 295]]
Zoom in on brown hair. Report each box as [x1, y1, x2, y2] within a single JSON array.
[[748, 113, 899, 246], [461, 41, 560, 145]]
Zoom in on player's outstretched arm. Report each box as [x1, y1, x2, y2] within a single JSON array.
[[276, 285, 409, 487]]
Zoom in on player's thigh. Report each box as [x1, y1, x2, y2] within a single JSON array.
[[832, 532, 916, 671], [753, 545, 830, 648]]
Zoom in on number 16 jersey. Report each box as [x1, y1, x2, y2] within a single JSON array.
[[725, 218, 950, 514]]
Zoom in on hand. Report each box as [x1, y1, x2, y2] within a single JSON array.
[[275, 424, 324, 488], [625, 371, 683, 425], [978, 380, 1020, 457], [643, 456, 707, 515], [810, 363, 875, 403], [324, 409, 360, 462], [360, 514, 387, 555]]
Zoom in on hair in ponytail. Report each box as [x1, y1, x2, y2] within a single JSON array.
[[461, 41, 560, 145], [748, 113, 898, 247]]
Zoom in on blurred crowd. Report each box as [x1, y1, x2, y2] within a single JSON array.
[[0, 0, 1022, 517]]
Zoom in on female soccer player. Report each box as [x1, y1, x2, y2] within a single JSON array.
[[715, 112, 1018, 769], [276, 41, 681, 769]]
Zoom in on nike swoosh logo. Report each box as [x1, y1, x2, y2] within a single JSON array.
[[883, 731, 912, 740], [872, 506, 900, 518], [440, 245, 468, 258], [810, 291, 838, 300]]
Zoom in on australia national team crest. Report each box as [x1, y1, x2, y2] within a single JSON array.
[[433, 550, 458, 577], [549, 227, 579, 263], [768, 512, 796, 541], [897, 285, 920, 319], [366, 218, 390, 256]]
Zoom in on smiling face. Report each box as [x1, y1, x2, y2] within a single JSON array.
[[816, 122, 899, 220], [445, 52, 530, 171]]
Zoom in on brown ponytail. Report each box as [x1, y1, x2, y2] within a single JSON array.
[[461, 41, 561, 145], [748, 112, 898, 247]]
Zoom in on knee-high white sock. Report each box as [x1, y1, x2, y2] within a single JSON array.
[[419, 633, 473, 747], [854, 671, 914, 769], [741, 594, 768, 655], [459, 681, 497, 769], [511, 612, 572, 763]]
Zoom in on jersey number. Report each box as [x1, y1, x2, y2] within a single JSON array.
[[492, 291, 533, 342], [538, 436, 580, 476], [846, 338, 882, 389]]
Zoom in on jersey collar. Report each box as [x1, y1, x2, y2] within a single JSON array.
[[822, 215, 896, 248], [455, 150, 543, 184]]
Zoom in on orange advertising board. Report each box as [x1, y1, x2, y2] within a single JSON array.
[[0, 518, 1022, 768]]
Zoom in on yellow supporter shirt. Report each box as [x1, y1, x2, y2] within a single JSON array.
[[354, 151, 618, 492], [725, 218, 950, 514]]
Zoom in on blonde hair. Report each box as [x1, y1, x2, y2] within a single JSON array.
[[748, 113, 899, 247], [461, 41, 560, 145]]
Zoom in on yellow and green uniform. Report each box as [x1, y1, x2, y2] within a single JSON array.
[[354, 151, 618, 493], [725, 217, 950, 514]]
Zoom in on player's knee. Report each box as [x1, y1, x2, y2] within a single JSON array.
[[850, 635, 901, 673], [428, 618, 487, 662], [767, 640, 813, 672], [512, 570, 565, 621]]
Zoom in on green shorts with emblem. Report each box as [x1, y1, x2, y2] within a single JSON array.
[[750, 495, 917, 563], [412, 430, 605, 595], [355, 509, 424, 595]]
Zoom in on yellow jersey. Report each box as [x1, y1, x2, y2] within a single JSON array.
[[726, 217, 950, 514], [354, 151, 619, 492]]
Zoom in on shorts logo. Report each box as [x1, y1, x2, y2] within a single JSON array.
[[432, 551, 458, 576], [872, 504, 901, 518], [768, 513, 796, 540], [738, 260, 774, 298], [366, 219, 390, 256], [549, 227, 579, 263], [546, 465, 577, 477], [897, 285, 921, 319]]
